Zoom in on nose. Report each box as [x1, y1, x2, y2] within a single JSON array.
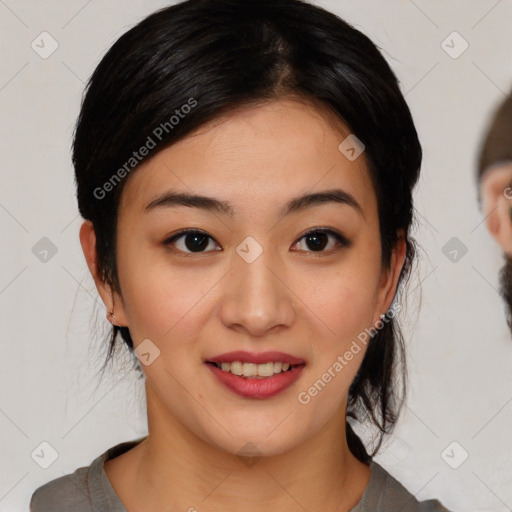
[[219, 245, 295, 337]]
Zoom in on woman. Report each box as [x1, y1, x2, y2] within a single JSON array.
[[30, 0, 450, 510]]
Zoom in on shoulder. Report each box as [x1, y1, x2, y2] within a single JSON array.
[[352, 460, 452, 512], [30, 466, 92, 512], [29, 438, 145, 512]]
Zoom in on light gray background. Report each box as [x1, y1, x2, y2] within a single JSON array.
[[1, 1, 511, 510]]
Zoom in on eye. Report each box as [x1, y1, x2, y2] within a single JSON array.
[[292, 228, 351, 254], [163, 229, 221, 255], [163, 227, 351, 256]]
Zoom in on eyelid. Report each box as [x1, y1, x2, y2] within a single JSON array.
[[293, 227, 352, 252], [163, 229, 220, 256], [163, 228, 210, 243]]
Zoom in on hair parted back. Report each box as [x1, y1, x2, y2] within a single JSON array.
[[73, 0, 422, 463]]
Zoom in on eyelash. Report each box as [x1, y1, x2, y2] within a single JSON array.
[[162, 227, 352, 257]]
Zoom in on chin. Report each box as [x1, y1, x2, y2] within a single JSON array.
[[234, 431, 299, 457], [202, 423, 307, 460]]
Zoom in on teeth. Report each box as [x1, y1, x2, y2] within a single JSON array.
[[213, 361, 296, 378], [258, 362, 274, 377], [230, 361, 243, 376], [243, 362, 258, 377]]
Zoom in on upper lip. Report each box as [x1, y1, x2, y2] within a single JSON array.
[[206, 351, 305, 365]]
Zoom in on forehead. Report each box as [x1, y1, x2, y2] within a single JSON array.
[[119, 98, 376, 219]]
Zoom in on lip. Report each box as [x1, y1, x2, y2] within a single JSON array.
[[205, 362, 305, 399], [206, 351, 305, 365]]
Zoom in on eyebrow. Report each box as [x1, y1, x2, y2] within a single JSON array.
[[144, 188, 363, 218]]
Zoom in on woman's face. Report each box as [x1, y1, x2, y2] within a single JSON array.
[[97, 99, 404, 456]]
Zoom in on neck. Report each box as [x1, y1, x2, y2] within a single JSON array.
[[111, 383, 371, 512]]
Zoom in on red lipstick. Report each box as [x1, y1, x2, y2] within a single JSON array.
[[205, 351, 306, 399], [206, 351, 305, 365]]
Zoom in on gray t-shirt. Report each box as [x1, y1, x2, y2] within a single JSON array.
[[30, 437, 451, 511]]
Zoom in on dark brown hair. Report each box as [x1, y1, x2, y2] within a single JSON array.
[[477, 91, 512, 184]]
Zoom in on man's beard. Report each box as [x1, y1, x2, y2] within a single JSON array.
[[498, 253, 512, 335]]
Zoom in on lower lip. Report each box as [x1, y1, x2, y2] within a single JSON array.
[[205, 363, 305, 399]]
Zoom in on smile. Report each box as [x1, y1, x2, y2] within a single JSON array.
[[210, 361, 295, 378], [205, 351, 306, 399]]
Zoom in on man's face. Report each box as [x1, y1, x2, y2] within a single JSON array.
[[480, 162, 512, 332]]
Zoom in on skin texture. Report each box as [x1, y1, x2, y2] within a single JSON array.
[[80, 98, 406, 511]]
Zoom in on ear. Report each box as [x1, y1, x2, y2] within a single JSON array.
[[481, 163, 512, 255], [372, 229, 407, 324], [79, 220, 128, 326]]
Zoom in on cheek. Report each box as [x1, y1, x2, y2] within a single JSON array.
[[296, 264, 380, 424], [316, 276, 376, 334], [115, 241, 215, 346], [309, 243, 382, 342], [299, 237, 382, 407]]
